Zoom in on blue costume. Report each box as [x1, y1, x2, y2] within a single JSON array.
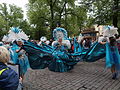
[[15, 27, 119, 73], [10, 43, 30, 76], [20, 28, 79, 72], [106, 43, 120, 70], [21, 39, 120, 72], [17, 49, 30, 76], [19, 28, 105, 72], [0, 62, 19, 90], [73, 37, 82, 53]]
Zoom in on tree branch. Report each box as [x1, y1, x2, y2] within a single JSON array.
[[53, 0, 58, 7], [38, 16, 49, 21], [60, 2, 67, 14]]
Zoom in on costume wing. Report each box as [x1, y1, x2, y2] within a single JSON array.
[[23, 41, 80, 72], [82, 42, 106, 62], [22, 41, 108, 72], [23, 41, 53, 69]]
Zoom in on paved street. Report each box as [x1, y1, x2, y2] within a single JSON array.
[[23, 60, 120, 90]]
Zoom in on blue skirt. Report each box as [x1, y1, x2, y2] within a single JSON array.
[[17, 54, 30, 75]]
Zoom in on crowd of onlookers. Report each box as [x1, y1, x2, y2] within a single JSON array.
[[27, 34, 120, 54], [29, 36, 98, 53]]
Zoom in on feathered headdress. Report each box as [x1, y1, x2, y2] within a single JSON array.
[[53, 27, 68, 41], [2, 27, 29, 42], [103, 26, 118, 37]]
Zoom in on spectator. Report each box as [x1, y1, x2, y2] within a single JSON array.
[[49, 39, 53, 46], [115, 34, 120, 53], [0, 46, 19, 90]]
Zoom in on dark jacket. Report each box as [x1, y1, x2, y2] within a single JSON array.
[[0, 62, 19, 90]]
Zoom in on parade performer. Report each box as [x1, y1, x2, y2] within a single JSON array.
[[73, 37, 83, 53], [84, 26, 120, 79], [106, 37, 120, 79], [52, 27, 71, 50], [15, 25, 119, 73], [15, 39, 30, 82], [49, 27, 73, 72], [20, 27, 79, 72]]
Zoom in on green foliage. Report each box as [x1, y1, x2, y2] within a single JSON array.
[[79, 0, 120, 27], [8, 4, 23, 27], [0, 0, 119, 40], [0, 3, 32, 40], [27, 0, 88, 39], [0, 3, 24, 28], [27, 0, 50, 39]]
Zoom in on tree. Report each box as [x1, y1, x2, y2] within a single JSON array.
[[78, 0, 120, 30], [8, 4, 23, 27], [0, 3, 23, 30], [27, 0, 88, 39], [0, 3, 9, 31], [27, 0, 49, 39], [113, 0, 119, 27], [0, 3, 27, 39], [19, 19, 31, 35]]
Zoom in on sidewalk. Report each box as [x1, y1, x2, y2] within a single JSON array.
[[23, 60, 120, 90]]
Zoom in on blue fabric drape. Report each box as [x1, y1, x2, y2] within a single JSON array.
[[21, 41, 120, 72], [106, 43, 120, 71], [23, 41, 79, 72], [82, 42, 106, 62]]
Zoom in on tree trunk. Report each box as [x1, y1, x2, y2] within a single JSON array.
[[113, 0, 119, 27], [50, 0, 54, 30], [65, 0, 67, 30], [49, 0, 54, 38]]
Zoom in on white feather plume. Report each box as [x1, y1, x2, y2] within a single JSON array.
[[52, 40, 71, 49], [2, 35, 8, 42], [2, 28, 29, 42], [103, 26, 118, 37]]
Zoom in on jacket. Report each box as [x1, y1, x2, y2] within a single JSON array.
[[0, 62, 19, 90]]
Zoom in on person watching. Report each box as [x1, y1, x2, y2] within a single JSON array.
[[0, 46, 19, 90]]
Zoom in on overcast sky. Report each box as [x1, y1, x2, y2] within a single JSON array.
[[0, 0, 80, 19], [0, 0, 28, 19]]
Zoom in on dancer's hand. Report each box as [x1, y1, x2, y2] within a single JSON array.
[[16, 50, 19, 53]]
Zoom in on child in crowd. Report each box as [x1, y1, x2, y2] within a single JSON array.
[[0, 46, 19, 90]]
